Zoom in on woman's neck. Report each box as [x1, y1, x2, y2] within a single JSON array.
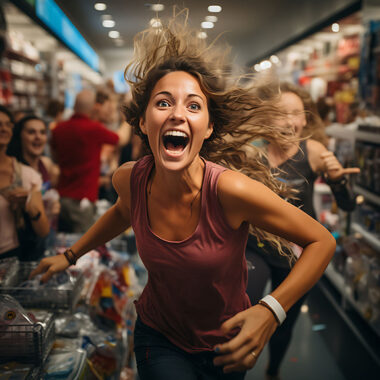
[[0, 147, 9, 163], [0, 150, 12, 169], [267, 142, 299, 168], [151, 156, 204, 201], [23, 151, 40, 171]]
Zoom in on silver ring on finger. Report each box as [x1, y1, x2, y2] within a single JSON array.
[[250, 351, 257, 360]]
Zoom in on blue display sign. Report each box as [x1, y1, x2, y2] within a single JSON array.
[[35, 0, 99, 72]]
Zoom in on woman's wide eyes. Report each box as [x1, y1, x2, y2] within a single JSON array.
[[156, 100, 201, 110], [189, 103, 200, 110], [157, 100, 170, 107]]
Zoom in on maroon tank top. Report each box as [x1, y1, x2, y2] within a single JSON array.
[[131, 155, 251, 353]]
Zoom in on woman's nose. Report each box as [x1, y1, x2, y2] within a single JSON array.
[[170, 105, 186, 122]]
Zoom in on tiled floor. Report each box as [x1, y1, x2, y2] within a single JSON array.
[[245, 300, 346, 380]]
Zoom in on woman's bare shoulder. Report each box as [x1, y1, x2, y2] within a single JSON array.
[[307, 139, 327, 154], [112, 161, 136, 196], [307, 139, 328, 172]]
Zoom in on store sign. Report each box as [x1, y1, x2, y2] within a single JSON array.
[[35, 0, 99, 72]]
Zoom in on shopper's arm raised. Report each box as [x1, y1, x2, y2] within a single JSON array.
[[308, 139, 359, 211], [213, 169, 336, 373], [30, 162, 135, 282]]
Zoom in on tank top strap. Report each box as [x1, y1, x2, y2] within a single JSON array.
[[130, 155, 154, 228]]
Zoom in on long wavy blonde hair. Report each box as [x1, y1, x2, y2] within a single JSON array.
[[124, 9, 297, 257]]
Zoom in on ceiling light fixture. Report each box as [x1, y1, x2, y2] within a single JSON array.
[[270, 55, 280, 64], [205, 15, 217, 23], [102, 19, 115, 28], [208, 5, 222, 13], [151, 4, 165, 12], [260, 60, 272, 70], [94, 3, 107, 11], [332, 23, 340, 32], [201, 21, 214, 29], [108, 30, 120, 39], [197, 31, 207, 39]]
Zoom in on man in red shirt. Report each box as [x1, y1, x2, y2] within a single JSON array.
[[52, 90, 119, 232]]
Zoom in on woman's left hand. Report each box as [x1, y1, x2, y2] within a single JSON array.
[[6, 187, 29, 209], [320, 151, 360, 181], [213, 305, 278, 373]]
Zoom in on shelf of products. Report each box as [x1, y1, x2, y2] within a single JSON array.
[[318, 119, 380, 365], [351, 222, 380, 252]]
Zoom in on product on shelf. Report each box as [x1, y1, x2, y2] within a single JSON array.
[[341, 235, 380, 334]]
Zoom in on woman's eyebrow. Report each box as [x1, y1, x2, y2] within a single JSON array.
[[153, 91, 205, 102]]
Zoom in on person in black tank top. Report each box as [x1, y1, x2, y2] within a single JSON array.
[[246, 83, 360, 380]]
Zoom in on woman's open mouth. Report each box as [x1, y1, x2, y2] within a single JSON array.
[[162, 130, 189, 154]]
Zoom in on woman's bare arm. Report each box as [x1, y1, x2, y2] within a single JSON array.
[[213, 170, 335, 372], [30, 162, 134, 282]]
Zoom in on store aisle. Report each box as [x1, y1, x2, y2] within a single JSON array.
[[245, 300, 346, 380]]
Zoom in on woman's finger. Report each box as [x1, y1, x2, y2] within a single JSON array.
[[214, 338, 259, 366], [342, 167, 360, 175], [320, 151, 334, 159], [29, 261, 49, 279], [223, 350, 259, 373], [214, 313, 245, 354], [40, 267, 57, 283]]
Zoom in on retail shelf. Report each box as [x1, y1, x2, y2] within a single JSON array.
[[355, 130, 380, 144], [351, 223, 380, 251], [325, 123, 357, 141], [324, 264, 380, 338], [353, 185, 380, 206]]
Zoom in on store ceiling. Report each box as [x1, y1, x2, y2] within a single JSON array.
[[53, 0, 362, 67]]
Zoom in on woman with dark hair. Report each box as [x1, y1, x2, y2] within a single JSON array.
[[245, 82, 359, 380], [31, 12, 336, 379], [0, 106, 49, 260], [7, 115, 60, 190], [7, 115, 60, 236]]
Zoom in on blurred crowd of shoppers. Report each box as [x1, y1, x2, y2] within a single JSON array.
[[0, 84, 141, 261]]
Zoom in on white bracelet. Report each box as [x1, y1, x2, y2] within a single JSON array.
[[259, 295, 287, 325]]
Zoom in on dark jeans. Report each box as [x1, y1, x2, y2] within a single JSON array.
[[134, 317, 246, 380], [246, 250, 307, 376]]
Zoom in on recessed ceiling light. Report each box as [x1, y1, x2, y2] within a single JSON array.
[[151, 4, 165, 12], [205, 15, 218, 23], [201, 21, 214, 29], [150, 18, 162, 28], [197, 31, 207, 39], [108, 30, 120, 38], [332, 23, 340, 32], [94, 3, 107, 11], [208, 5, 222, 13], [270, 55, 279, 64], [102, 19, 115, 28], [260, 60, 272, 70], [254, 64, 261, 72]]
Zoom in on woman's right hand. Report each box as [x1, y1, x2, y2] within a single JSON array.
[[29, 254, 70, 283]]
